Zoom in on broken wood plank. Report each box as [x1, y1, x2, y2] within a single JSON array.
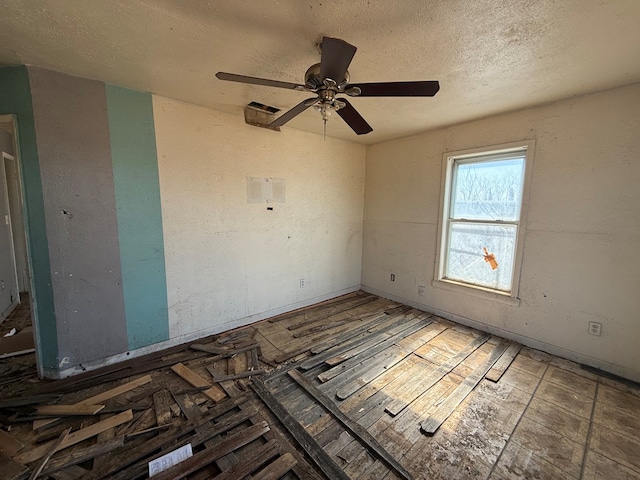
[[120, 407, 155, 436], [251, 377, 350, 480], [189, 343, 230, 355], [48, 465, 89, 480], [40, 437, 123, 476], [273, 345, 316, 364], [421, 341, 510, 435], [485, 341, 522, 382], [213, 439, 281, 480], [33, 374, 151, 430], [287, 296, 379, 331], [214, 377, 324, 480], [92, 397, 251, 479], [334, 324, 449, 400], [309, 311, 397, 354], [297, 311, 421, 371], [288, 369, 413, 480], [171, 363, 226, 403], [292, 317, 354, 338], [205, 365, 266, 382], [190, 341, 258, 357], [28, 427, 71, 480], [267, 292, 364, 323], [34, 404, 105, 416], [0, 428, 24, 456], [0, 394, 62, 409], [251, 452, 298, 480], [385, 333, 491, 416], [152, 389, 173, 426], [150, 421, 270, 480], [15, 409, 134, 464], [318, 317, 431, 382]]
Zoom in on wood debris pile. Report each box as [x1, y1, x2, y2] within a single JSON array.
[[0, 327, 319, 480]]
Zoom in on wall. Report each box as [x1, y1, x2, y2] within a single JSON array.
[[154, 97, 365, 340], [0, 67, 58, 372], [362, 83, 640, 382], [3, 66, 365, 376]]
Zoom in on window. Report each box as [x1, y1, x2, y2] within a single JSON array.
[[435, 141, 534, 300]]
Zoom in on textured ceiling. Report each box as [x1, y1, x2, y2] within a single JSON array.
[[1, 0, 640, 144]]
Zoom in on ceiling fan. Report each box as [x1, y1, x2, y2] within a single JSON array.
[[216, 37, 440, 136]]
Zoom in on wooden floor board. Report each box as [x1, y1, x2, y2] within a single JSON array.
[[6, 291, 640, 480]]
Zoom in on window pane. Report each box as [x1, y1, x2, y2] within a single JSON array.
[[445, 222, 517, 292], [451, 157, 525, 221]]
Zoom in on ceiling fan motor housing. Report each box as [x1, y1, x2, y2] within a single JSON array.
[[305, 63, 350, 89]]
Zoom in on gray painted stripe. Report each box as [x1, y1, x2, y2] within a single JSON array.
[[28, 68, 129, 365], [105, 84, 169, 350]]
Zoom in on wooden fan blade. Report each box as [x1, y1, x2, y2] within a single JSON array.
[[216, 72, 306, 90], [269, 98, 317, 128], [319, 37, 357, 83], [349, 81, 440, 97], [336, 99, 372, 135]]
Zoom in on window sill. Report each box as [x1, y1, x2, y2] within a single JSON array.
[[431, 279, 521, 306]]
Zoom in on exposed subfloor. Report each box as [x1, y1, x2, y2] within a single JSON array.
[[1, 291, 639, 479]]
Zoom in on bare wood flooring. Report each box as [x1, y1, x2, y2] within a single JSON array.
[[253, 292, 640, 480], [1, 291, 639, 479]]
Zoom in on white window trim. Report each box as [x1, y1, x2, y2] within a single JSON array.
[[433, 139, 535, 305]]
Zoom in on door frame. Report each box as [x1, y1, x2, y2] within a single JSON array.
[[0, 151, 20, 320]]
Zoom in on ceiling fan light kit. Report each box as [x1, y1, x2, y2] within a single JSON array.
[[216, 36, 440, 136]]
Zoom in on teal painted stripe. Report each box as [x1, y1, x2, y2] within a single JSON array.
[[105, 85, 169, 350], [0, 66, 58, 369]]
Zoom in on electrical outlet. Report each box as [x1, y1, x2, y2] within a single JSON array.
[[418, 285, 425, 296], [0, 280, 4, 291], [390, 274, 395, 282], [299, 278, 305, 288], [588, 321, 602, 336]]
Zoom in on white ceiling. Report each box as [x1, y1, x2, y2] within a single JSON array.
[[1, 0, 640, 145]]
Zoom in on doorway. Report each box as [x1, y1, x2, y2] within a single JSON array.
[[0, 114, 34, 358]]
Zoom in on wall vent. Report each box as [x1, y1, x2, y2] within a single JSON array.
[[244, 102, 281, 131]]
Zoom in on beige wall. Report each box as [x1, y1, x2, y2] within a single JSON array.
[[362, 84, 640, 382], [153, 96, 365, 340]]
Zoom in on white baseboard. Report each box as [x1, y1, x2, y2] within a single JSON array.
[[47, 285, 361, 379], [362, 285, 640, 384]]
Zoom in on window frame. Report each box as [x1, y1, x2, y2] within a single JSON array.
[[433, 140, 535, 305]]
